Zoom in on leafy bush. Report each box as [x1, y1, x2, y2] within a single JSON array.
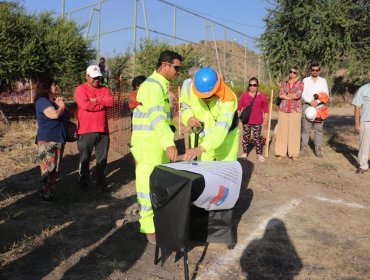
[[0, 2, 95, 96], [134, 39, 208, 87]]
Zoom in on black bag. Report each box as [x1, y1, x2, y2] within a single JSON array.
[[239, 93, 258, 124], [66, 121, 78, 142], [275, 97, 282, 106]]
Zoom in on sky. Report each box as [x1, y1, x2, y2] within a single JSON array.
[[19, 0, 273, 57]]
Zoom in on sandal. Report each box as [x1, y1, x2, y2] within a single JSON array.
[[355, 168, 368, 174], [257, 155, 265, 162]]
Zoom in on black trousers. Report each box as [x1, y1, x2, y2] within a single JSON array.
[[77, 132, 109, 183]]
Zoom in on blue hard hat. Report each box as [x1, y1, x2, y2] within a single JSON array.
[[194, 67, 218, 93]]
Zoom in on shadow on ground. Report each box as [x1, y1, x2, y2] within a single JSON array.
[[0, 150, 147, 279], [240, 218, 302, 280], [190, 158, 254, 280], [325, 118, 358, 168]]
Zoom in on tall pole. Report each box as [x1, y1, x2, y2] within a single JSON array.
[[86, 8, 94, 39], [97, 0, 102, 61], [223, 28, 227, 81], [173, 5, 176, 47], [133, 0, 137, 76], [244, 37, 247, 91], [142, 0, 149, 40], [232, 39, 236, 85], [257, 55, 261, 82], [264, 89, 274, 158], [211, 24, 222, 77], [61, 0, 66, 19]]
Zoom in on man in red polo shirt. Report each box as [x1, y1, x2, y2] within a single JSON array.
[[74, 65, 114, 190]]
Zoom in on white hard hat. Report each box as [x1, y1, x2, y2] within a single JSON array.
[[305, 106, 317, 121]]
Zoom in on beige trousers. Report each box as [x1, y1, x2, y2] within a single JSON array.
[[275, 111, 301, 158], [358, 121, 370, 170]]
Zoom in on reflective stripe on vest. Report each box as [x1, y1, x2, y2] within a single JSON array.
[[139, 204, 152, 211], [145, 77, 166, 94], [132, 124, 153, 131], [186, 82, 191, 98], [137, 192, 151, 199], [151, 115, 167, 127], [215, 121, 231, 130], [132, 77, 172, 132]]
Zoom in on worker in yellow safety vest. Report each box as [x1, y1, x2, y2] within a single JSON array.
[[181, 67, 240, 161], [130, 50, 182, 244]]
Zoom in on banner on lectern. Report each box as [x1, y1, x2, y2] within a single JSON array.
[[162, 161, 242, 210]]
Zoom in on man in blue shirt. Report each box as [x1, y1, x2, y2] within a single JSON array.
[[352, 70, 370, 174]]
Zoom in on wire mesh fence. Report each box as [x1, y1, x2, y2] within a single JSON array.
[[106, 88, 181, 160], [62, 0, 264, 85]]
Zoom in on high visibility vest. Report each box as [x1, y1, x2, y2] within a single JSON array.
[[180, 82, 238, 152], [131, 71, 175, 150]]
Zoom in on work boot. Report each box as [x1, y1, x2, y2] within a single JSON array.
[[315, 147, 323, 158]]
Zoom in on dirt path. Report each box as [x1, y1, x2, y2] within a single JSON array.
[[0, 106, 369, 279]]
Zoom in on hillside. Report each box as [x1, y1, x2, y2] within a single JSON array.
[[181, 40, 260, 84]]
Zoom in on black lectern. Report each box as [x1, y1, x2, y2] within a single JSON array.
[[150, 165, 235, 279]]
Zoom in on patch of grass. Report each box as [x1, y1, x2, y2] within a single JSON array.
[[315, 162, 337, 172]]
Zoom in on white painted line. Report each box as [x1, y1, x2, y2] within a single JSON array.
[[313, 196, 365, 209], [196, 198, 302, 279]]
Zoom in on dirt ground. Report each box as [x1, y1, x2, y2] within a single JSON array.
[[0, 106, 369, 280]]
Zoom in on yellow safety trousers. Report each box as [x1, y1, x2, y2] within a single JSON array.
[[131, 135, 169, 233], [131, 71, 174, 233]]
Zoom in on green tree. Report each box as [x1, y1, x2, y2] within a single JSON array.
[[259, 0, 369, 86], [0, 2, 38, 90], [0, 2, 95, 96], [134, 39, 207, 87], [134, 39, 172, 78], [106, 50, 131, 92], [345, 0, 370, 84], [39, 13, 95, 95]]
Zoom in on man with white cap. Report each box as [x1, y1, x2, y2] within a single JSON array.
[[352, 70, 370, 174], [74, 65, 114, 190]]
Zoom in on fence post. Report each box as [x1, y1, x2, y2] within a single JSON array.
[[264, 89, 273, 158]]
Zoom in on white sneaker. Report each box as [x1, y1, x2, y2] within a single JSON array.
[[241, 153, 247, 158], [257, 155, 265, 162]]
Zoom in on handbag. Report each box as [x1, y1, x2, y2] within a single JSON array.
[[239, 93, 258, 124], [66, 121, 78, 142], [275, 97, 282, 106]]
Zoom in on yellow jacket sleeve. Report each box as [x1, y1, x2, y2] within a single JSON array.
[[200, 100, 236, 152]]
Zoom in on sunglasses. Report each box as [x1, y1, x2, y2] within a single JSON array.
[[311, 68, 320, 72], [289, 70, 298, 74], [249, 84, 258, 87], [163, 62, 181, 72], [89, 75, 100, 80], [172, 65, 181, 72]]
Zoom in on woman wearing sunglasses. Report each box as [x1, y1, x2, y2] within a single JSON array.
[[237, 77, 269, 162], [274, 67, 303, 160]]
